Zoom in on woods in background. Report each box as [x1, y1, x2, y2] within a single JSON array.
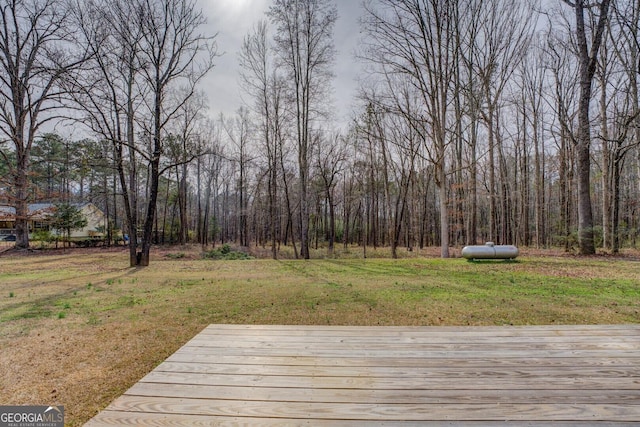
[[1, 0, 639, 263]]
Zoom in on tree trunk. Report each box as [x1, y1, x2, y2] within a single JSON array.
[[280, 139, 298, 258], [269, 161, 278, 259], [299, 149, 310, 259], [178, 161, 188, 245], [534, 109, 544, 249], [469, 119, 478, 245], [486, 107, 498, 244], [519, 101, 530, 246], [437, 163, 450, 258], [139, 88, 163, 267], [572, 0, 611, 255], [575, 138, 595, 254], [14, 158, 30, 250], [599, 61, 611, 250], [611, 153, 621, 253], [327, 187, 335, 255], [196, 156, 203, 244]]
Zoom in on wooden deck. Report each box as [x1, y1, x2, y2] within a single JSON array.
[[85, 324, 640, 426]]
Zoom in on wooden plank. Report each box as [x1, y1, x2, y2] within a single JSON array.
[[138, 370, 640, 390], [172, 346, 640, 359], [165, 353, 640, 368], [186, 335, 639, 347], [196, 324, 640, 337], [154, 360, 639, 379], [85, 324, 640, 426], [200, 324, 639, 331], [100, 395, 640, 422], [126, 382, 640, 405], [86, 410, 633, 427], [188, 332, 640, 342], [184, 339, 638, 351]]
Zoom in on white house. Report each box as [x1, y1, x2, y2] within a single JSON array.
[[0, 203, 106, 241]]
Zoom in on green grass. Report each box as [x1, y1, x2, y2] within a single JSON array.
[[0, 253, 639, 327], [0, 249, 639, 426]]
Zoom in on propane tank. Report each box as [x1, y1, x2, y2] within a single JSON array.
[[461, 242, 519, 260]]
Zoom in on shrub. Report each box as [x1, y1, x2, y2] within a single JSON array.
[[32, 230, 55, 248], [202, 244, 252, 260], [166, 252, 186, 259]]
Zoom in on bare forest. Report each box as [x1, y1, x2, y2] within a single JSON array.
[[1, 0, 639, 264]]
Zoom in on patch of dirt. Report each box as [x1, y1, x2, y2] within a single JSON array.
[[0, 316, 202, 426], [0, 245, 129, 258]]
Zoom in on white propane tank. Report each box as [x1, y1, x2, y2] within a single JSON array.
[[461, 242, 519, 260]]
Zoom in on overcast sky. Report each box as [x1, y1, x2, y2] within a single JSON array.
[[198, 0, 364, 130]]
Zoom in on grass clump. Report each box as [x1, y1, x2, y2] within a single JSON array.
[[202, 244, 252, 260], [165, 252, 185, 259]]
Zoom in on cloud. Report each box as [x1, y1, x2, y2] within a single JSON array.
[[198, 0, 270, 120], [198, 0, 363, 130]]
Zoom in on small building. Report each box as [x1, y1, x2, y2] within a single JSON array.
[[0, 203, 106, 242]]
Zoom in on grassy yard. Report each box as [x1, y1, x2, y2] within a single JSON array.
[[0, 246, 639, 425]]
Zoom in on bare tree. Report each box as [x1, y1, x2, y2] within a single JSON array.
[[223, 107, 253, 247], [69, 0, 147, 266], [169, 88, 207, 245], [605, 0, 640, 253], [472, 0, 537, 244], [544, 21, 580, 251], [196, 119, 224, 246], [356, 99, 393, 250], [136, 0, 216, 265], [361, 0, 461, 258], [71, 0, 215, 264], [516, 42, 548, 248], [314, 130, 346, 255], [267, 0, 337, 259], [0, 0, 87, 249], [239, 20, 285, 258], [560, 0, 611, 255]]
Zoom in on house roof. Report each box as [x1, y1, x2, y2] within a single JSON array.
[[0, 203, 97, 220]]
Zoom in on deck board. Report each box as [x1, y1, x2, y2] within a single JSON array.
[[85, 324, 640, 426]]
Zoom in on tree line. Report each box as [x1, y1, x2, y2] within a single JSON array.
[[1, 0, 639, 265]]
